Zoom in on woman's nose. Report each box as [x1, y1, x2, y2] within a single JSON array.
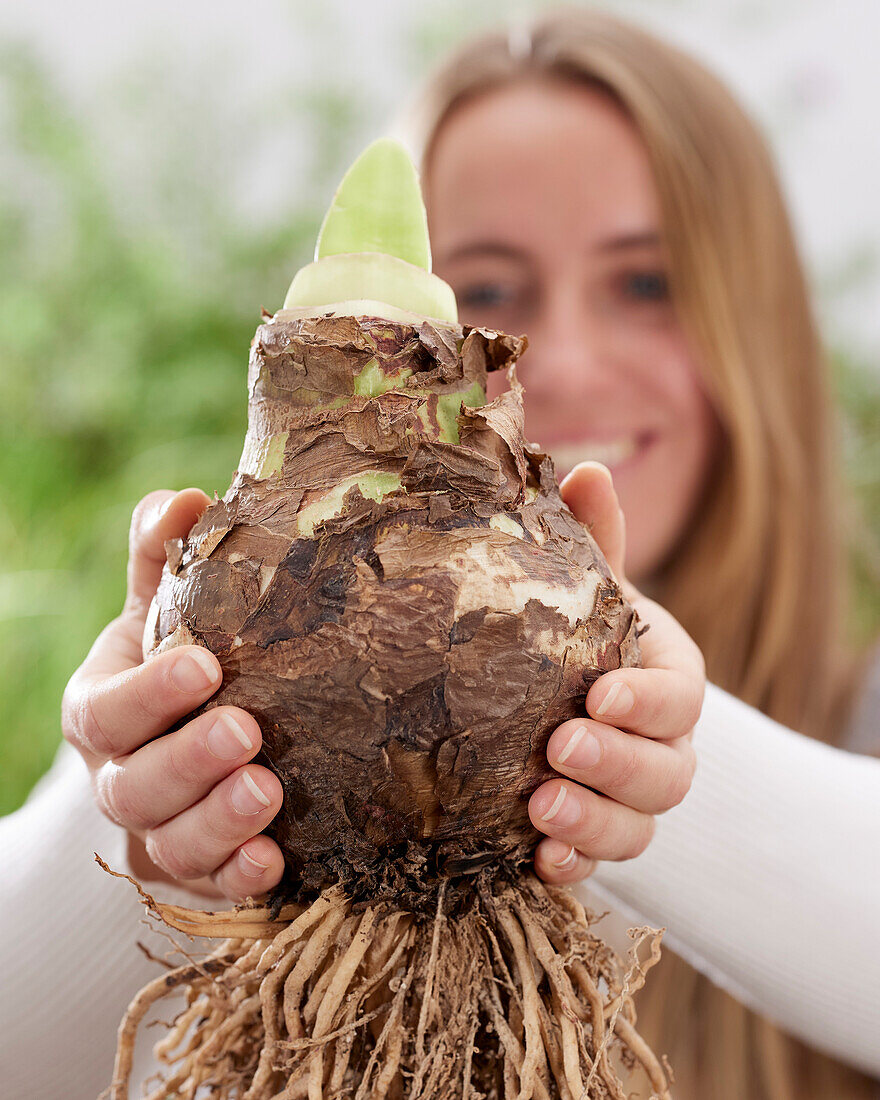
[[527, 285, 612, 396]]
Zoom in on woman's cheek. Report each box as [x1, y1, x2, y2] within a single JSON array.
[[618, 352, 721, 579]]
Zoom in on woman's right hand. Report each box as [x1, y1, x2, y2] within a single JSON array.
[[61, 488, 286, 902]]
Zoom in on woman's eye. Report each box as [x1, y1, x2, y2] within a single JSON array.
[[622, 271, 669, 301], [457, 283, 516, 310]]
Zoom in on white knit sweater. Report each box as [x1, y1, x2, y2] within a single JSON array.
[[1, 683, 878, 1098]]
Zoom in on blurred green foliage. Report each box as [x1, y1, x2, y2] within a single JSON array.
[[0, 46, 363, 813], [833, 348, 880, 642], [0, 39, 878, 816]]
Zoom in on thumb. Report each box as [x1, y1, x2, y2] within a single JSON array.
[[559, 462, 626, 581], [124, 487, 211, 617]]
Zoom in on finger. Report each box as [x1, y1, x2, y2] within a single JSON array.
[[94, 707, 262, 830], [63, 644, 222, 764], [533, 837, 596, 885], [145, 765, 283, 882], [528, 778, 655, 862], [211, 835, 286, 903], [125, 487, 210, 617], [586, 645, 704, 742], [547, 719, 696, 814], [559, 462, 625, 580], [585, 590, 704, 740]]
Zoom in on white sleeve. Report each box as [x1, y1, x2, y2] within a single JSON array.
[[0, 744, 207, 1100], [578, 682, 880, 1079]]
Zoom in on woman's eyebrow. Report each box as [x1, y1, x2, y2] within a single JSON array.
[[435, 241, 529, 264], [595, 230, 662, 252]]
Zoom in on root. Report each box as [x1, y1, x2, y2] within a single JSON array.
[[108, 869, 671, 1099]]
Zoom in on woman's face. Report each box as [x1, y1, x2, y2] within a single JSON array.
[[427, 78, 720, 583]]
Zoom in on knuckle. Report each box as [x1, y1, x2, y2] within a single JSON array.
[[646, 685, 672, 730], [574, 828, 602, 857], [625, 816, 656, 859], [162, 730, 198, 791], [665, 764, 692, 810], [579, 857, 597, 879], [146, 833, 201, 881], [215, 802, 256, 846], [610, 741, 641, 796], [210, 865, 238, 902], [97, 769, 154, 831], [657, 741, 696, 812], [682, 741, 698, 782], [686, 740, 698, 777], [91, 773, 119, 826], [74, 690, 116, 760], [642, 671, 701, 738], [684, 687, 704, 731], [574, 806, 606, 854], [130, 666, 169, 726]]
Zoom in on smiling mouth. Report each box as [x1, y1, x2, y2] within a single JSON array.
[[548, 434, 654, 473]]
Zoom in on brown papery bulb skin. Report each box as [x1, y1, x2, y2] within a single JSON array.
[[145, 313, 640, 909]]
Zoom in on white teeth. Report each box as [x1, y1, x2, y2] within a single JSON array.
[[550, 439, 639, 470]]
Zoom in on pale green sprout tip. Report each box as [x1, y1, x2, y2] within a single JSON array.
[[315, 138, 431, 269], [284, 139, 458, 323]]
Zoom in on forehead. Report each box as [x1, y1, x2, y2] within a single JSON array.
[[426, 78, 661, 251]]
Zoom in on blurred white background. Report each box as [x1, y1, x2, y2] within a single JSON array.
[[2, 0, 878, 360]]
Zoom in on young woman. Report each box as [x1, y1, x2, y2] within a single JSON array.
[[398, 9, 880, 1098]]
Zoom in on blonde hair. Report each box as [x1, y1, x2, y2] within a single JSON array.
[[403, 9, 872, 1098]]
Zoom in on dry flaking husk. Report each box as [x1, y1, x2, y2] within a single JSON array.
[[109, 314, 672, 1099]]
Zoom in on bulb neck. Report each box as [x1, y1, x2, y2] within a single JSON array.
[[237, 314, 497, 492]]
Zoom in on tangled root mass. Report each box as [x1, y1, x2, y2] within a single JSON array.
[[106, 863, 671, 1100]]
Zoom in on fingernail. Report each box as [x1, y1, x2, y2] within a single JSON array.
[[170, 650, 220, 694], [536, 785, 580, 826], [157, 494, 177, 523], [238, 848, 269, 878], [231, 771, 272, 815], [594, 680, 635, 719], [206, 713, 253, 760], [556, 724, 601, 768], [584, 460, 612, 482], [551, 845, 578, 870]]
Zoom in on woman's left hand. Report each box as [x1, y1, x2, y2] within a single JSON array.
[[530, 462, 705, 884]]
